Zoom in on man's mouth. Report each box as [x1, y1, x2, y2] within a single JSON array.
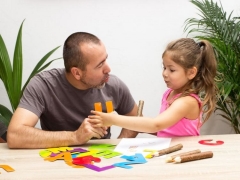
[[104, 75, 109, 82]]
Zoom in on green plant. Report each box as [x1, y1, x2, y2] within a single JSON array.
[[0, 20, 61, 127], [184, 0, 240, 133]]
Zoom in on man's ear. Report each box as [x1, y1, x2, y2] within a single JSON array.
[[70, 67, 82, 80], [187, 66, 197, 80]]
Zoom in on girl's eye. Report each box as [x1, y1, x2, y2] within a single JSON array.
[[170, 69, 175, 72]]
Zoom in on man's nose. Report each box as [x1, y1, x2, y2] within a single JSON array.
[[104, 63, 111, 73]]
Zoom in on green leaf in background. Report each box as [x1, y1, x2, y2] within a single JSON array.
[[0, 19, 62, 128], [0, 105, 13, 126], [184, 0, 240, 133]]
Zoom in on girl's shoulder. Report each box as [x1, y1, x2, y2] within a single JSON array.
[[188, 93, 202, 106], [174, 94, 202, 108]]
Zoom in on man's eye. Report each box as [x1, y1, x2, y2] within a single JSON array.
[[98, 62, 104, 68]]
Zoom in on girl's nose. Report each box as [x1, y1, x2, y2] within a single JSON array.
[[162, 70, 168, 78]]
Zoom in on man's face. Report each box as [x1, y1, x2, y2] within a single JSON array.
[[79, 41, 111, 89]]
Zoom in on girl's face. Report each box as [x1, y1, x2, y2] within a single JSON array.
[[162, 52, 191, 93]]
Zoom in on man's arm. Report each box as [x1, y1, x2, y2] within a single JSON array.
[[117, 103, 139, 138], [7, 108, 106, 149]]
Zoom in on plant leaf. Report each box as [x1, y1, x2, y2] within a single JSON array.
[[12, 20, 24, 110], [0, 105, 13, 126], [0, 35, 14, 109]]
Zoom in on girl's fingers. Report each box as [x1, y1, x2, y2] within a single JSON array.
[[93, 123, 102, 128], [91, 110, 101, 115], [88, 115, 101, 119], [88, 117, 99, 122]]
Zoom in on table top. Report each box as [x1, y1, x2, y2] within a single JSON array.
[[1, 134, 240, 179]]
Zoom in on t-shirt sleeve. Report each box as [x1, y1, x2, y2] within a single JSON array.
[[113, 76, 135, 115], [18, 76, 45, 117]]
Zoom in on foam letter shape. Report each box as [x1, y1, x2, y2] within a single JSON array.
[[84, 164, 115, 172], [144, 149, 158, 159], [47, 147, 72, 153], [113, 153, 147, 169], [39, 150, 52, 158], [51, 147, 87, 157], [72, 155, 115, 172], [44, 152, 72, 162], [94, 102, 102, 112], [0, 165, 15, 173], [88, 144, 116, 150], [106, 101, 114, 113], [74, 149, 99, 158], [92, 150, 122, 159], [198, 139, 224, 145], [40, 147, 73, 157], [72, 155, 100, 165]]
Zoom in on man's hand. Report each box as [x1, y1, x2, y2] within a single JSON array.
[[74, 118, 108, 144]]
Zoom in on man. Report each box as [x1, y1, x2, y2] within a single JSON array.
[[7, 32, 138, 148]]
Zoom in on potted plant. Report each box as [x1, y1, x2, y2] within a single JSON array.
[[0, 20, 62, 141], [184, 0, 240, 133]]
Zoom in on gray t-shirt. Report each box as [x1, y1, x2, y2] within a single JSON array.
[[19, 68, 135, 138]]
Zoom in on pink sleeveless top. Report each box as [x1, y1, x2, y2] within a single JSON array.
[[157, 89, 202, 137]]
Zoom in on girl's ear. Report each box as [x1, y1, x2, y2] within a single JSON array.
[[187, 66, 197, 80], [70, 67, 82, 80]]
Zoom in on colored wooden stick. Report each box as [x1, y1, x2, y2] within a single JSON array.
[[174, 151, 213, 163], [165, 149, 201, 163]]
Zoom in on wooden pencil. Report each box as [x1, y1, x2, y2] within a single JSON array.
[[137, 100, 144, 116], [174, 151, 213, 163], [165, 149, 201, 162], [151, 143, 183, 158]]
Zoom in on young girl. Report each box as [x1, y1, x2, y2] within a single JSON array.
[[88, 38, 217, 137]]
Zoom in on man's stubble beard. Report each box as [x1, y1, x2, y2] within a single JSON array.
[[80, 74, 106, 89]]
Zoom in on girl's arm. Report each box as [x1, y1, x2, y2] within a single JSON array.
[[88, 96, 199, 133]]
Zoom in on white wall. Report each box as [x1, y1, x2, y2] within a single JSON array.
[[1, 0, 239, 137]]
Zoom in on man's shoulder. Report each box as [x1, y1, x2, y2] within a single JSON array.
[[36, 68, 65, 78], [27, 68, 65, 89]]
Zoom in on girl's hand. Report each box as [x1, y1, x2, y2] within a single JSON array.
[[88, 110, 113, 127]]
